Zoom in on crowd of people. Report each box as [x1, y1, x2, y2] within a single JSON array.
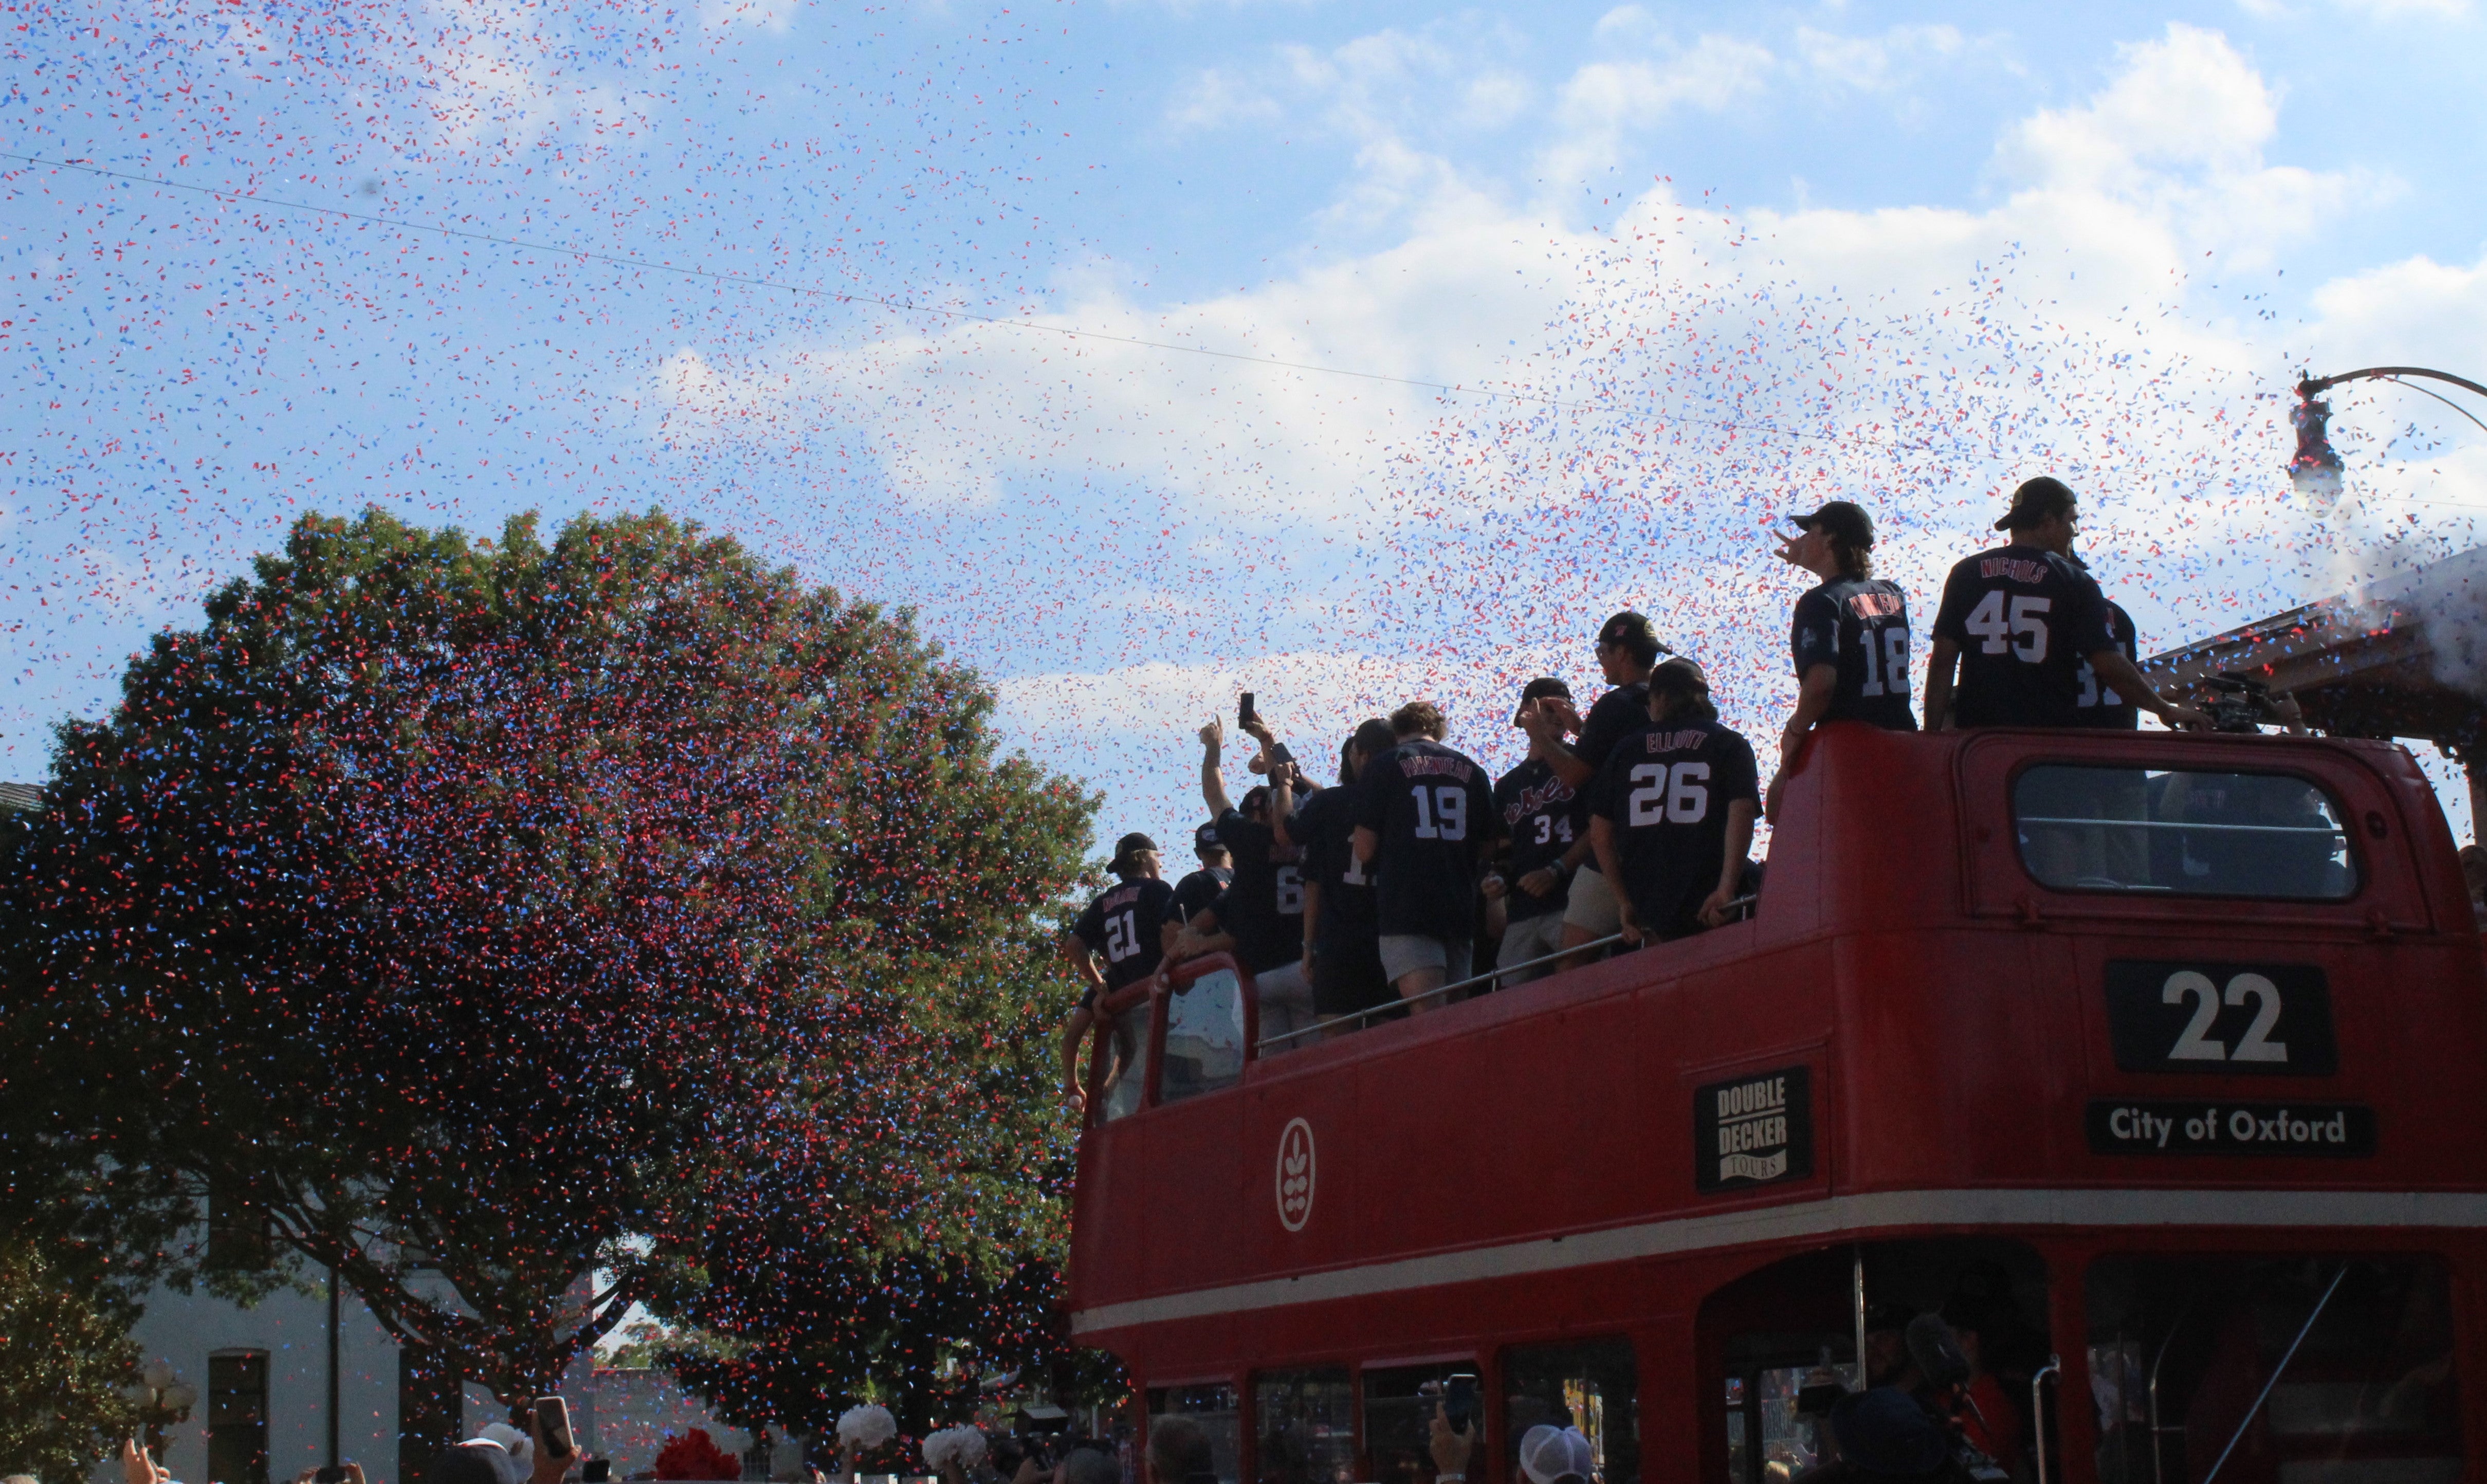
[[1061, 477, 2281, 1098]]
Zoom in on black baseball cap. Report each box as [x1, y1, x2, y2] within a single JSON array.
[[1788, 500, 1873, 550], [1513, 676, 1572, 725], [1193, 821, 1224, 852], [1647, 656, 1710, 694], [1995, 475, 2078, 532], [1595, 612, 1673, 663], [1111, 832, 1159, 870]]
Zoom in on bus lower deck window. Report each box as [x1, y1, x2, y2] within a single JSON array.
[[1362, 1363, 1480, 1484], [2013, 766, 2357, 899], [1501, 1339, 1636, 1484], [1253, 1369, 1354, 1484], [1147, 1385, 1242, 1484], [2086, 1252, 2460, 1482]]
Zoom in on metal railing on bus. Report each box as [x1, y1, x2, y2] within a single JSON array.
[[1253, 891, 1759, 1054]]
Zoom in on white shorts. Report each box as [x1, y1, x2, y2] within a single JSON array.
[[1253, 959, 1315, 1049], [1562, 865, 1622, 935], [1494, 912, 1568, 985], [1378, 933, 1474, 986]]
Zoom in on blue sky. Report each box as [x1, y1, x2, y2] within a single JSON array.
[[7, 0, 2487, 846]]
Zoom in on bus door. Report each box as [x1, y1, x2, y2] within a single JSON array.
[[1694, 1239, 2051, 1482]]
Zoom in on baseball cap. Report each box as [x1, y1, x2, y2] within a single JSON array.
[[1595, 611, 1672, 657], [1994, 475, 2078, 532], [1111, 832, 1159, 870], [1193, 821, 1224, 852], [1518, 1426, 1595, 1484], [1788, 500, 1874, 551], [1513, 676, 1572, 725], [1647, 656, 1710, 694], [428, 1446, 517, 1484]]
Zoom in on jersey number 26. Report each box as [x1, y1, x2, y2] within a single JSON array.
[[1627, 762, 1710, 826]]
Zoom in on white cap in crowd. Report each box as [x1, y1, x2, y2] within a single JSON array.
[[1516, 1426, 1595, 1484]]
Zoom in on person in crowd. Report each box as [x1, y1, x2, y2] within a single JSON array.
[[1516, 613, 1674, 959], [1179, 718, 1314, 1043], [1144, 1417, 1216, 1484], [1281, 718, 1398, 1032], [1486, 678, 1587, 986], [1938, 1298, 2023, 1465], [1514, 1425, 1594, 1484], [1923, 477, 2206, 732], [1793, 1388, 1968, 1482], [1354, 701, 1504, 1010], [1767, 501, 1916, 823], [1590, 658, 1761, 946], [1060, 832, 1176, 1108], [1056, 1445, 1120, 1484], [2067, 553, 2139, 731], [1162, 820, 1234, 951]]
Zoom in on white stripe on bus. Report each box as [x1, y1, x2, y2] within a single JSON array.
[[1069, 1186, 2487, 1335]]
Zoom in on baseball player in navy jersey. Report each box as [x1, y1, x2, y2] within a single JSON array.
[[1767, 500, 1916, 823], [1924, 478, 2208, 732], [1060, 833, 1175, 1110], [1352, 701, 1504, 1011], [1589, 659, 1761, 945], [1515, 611, 1673, 963], [1485, 677, 1587, 986]]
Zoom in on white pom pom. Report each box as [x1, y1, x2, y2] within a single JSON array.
[[837, 1404, 898, 1450], [921, 1427, 988, 1472]]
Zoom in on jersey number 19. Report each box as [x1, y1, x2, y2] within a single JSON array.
[[1411, 785, 1469, 841]]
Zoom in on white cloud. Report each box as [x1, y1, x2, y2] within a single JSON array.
[[1543, 32, 1774, 186], [2331, 0, 2471, 16], [1793, 23, 1970, 92]]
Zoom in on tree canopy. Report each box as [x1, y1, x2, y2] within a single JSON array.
[[0, 507, 1098, 1403]]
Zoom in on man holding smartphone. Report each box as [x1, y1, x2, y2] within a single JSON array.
[[1185, 711, 1313, 1043]]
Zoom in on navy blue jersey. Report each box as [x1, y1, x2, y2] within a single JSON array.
[[1790, 577, 1918, 731], [1574, 682, 1651, 777], [1164, 866, 1234, 925], [1590, 719, 1761, 941], [2072, 599, 2140, 730], [1211, 804, 1306, 974], [1932, 544, 2116, 728], [1072, 877, 1177, 994], [1290, 782, 1378, 947], [1493, 757, 1583, 921], [1354, 739, 1502, 940]]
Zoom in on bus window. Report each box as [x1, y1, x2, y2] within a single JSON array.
[[1254, 1369, 1356, 1484], [1149, 1384, 1242, 1484], [1502, 1340, 1637, 1484], [2012, 766, 2356, 900], [2086, 1253, 2460, 1482], [1363, 1363, 1478, 1484], [1161, 969, 1248, 1105], [1100, 1002, 1153, 1122], [1698, 1240, 2048, 1482]]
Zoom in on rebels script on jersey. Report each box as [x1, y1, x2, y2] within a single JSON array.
[[1073, 877, 1176, 995], [1356, 739, 1502, 940], [1790, 577, 1917, 730], [1495, 757, 1583, 920], [1933, 544, 2115, 728], [1592, 720, 1760, 941]]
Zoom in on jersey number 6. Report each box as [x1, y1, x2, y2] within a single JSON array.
[[1627, 762, 1710, 826]]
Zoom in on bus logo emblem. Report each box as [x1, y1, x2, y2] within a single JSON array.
[[1276, 1117, 1316, 1231]]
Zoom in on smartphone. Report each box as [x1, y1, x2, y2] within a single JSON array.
[[1443, 1374, 1477, 1436], [315, 1468, 350, 1484], [534, 1397, 575, 1459], [582, 1462, 611, 1484], [1238, 692, 1257, 729]]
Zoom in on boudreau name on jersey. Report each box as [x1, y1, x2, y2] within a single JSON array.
[[1637, 728, 1712, 755], [1502, 776, 1576, 825], [1398, 754, 1475, 782], [1978, 556, 2052, 584]]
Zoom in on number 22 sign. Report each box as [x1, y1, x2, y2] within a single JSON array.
[[2102, 960, 2339, 1076]]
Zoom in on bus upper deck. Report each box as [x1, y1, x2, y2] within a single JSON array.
[[1065, 724, 2487, 1482]]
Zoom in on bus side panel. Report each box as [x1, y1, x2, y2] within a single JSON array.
[[1073, 1121, 1148, 1312], [1140, 1093, 1251, 1299], [1242, 1064, 1362, 1281]]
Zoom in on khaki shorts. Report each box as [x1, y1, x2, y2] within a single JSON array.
[[1562, 865, 1622, 935], [1377, 933, 1474, 986], [1494, 911, 1569, 986]]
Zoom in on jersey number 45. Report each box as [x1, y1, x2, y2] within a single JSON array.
[[1964, 591, 2051, 662]]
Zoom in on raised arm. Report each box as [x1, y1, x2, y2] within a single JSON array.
[[1519, 698, 1596, 789], [2088, 649, 2208, 730], [1199, 719, 1233, 817]]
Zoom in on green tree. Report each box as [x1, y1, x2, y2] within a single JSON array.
[[0, 507, 1097, 1402], [0, 1236, 142, 1481]]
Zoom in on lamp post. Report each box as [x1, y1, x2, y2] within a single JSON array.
[[2290, 365, 2487, 509], [123, 1360, 201, 1464]]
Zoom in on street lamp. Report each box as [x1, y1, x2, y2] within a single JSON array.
[[2290, 365, 2487, 510], [122, 1360, 200, 1463]]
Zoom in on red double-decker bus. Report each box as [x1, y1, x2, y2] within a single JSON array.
[[1067, 724, 2487, 1483]]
